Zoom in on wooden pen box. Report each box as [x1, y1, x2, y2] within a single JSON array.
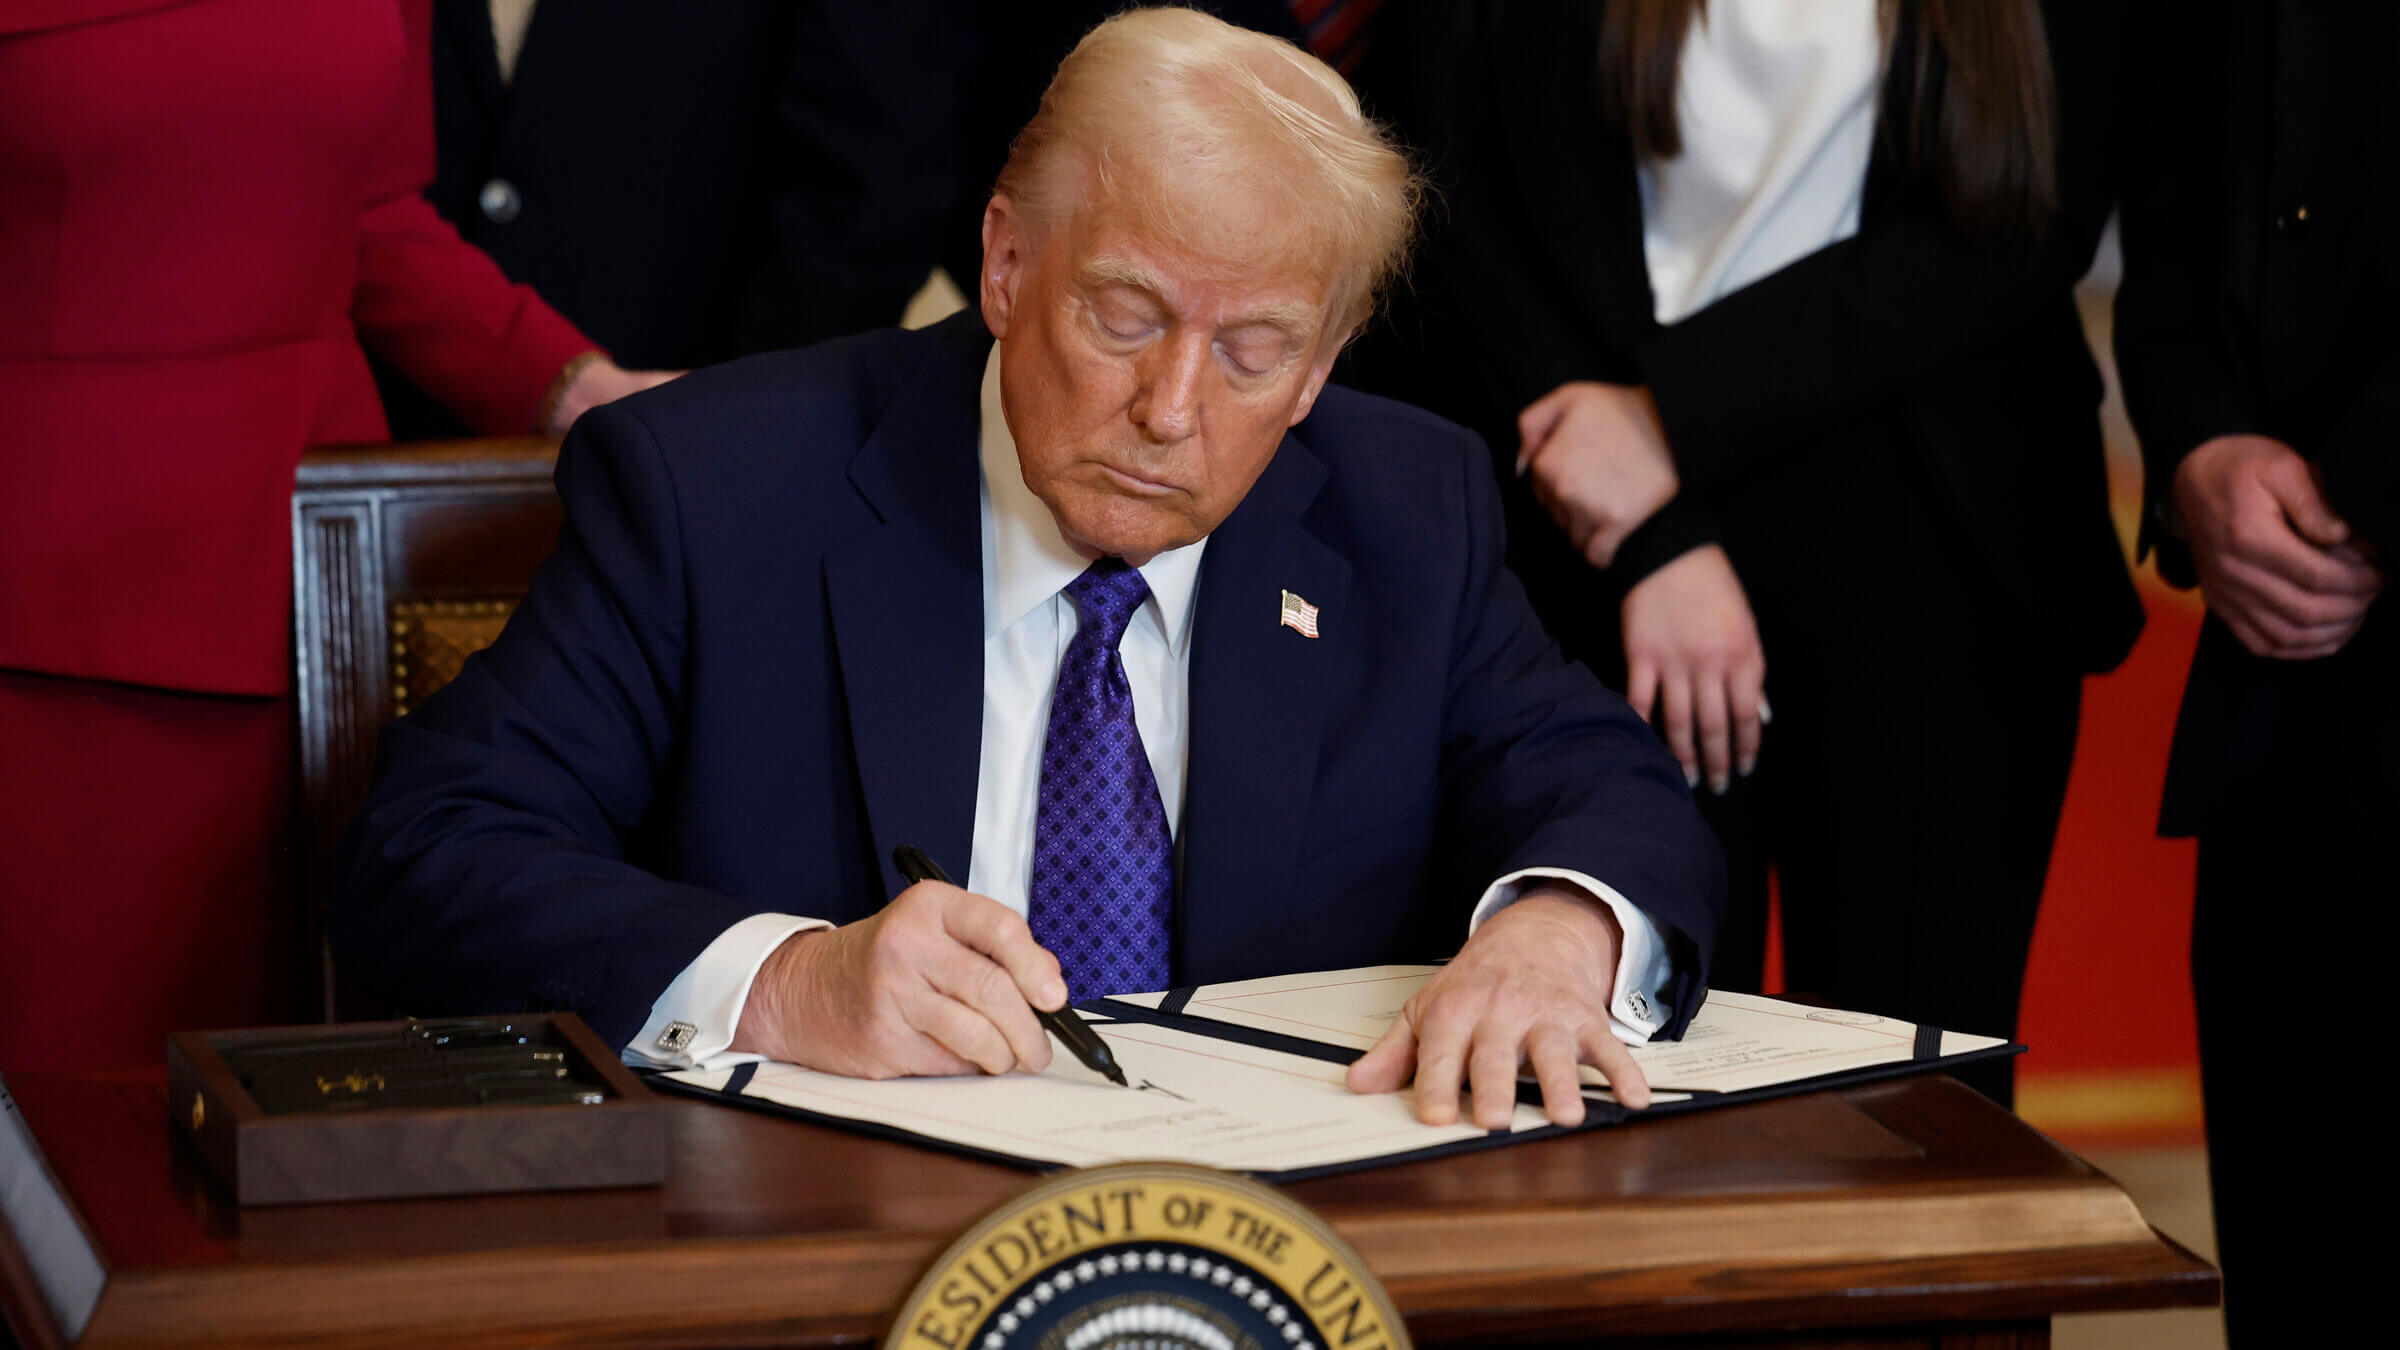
[[165, 1013, 665, 1206]]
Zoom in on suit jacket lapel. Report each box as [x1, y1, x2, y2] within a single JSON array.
[[1177, 433, 1350, 982], [824, 317, 990, 898]]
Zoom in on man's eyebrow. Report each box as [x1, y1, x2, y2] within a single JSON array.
[[1228, 300, 1320, 344], [1079, 253, 1320, 344], [1077, 254, 1166, 297]]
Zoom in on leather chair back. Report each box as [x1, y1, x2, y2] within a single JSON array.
[[292, 439, 561, 1020]]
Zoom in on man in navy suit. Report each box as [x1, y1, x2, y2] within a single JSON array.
[[338, 7, 1720, 1130]]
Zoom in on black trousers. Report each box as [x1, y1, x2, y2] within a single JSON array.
[[1722, 437, 2079, 1106], [1529, 431, 2084, 1107], [2190, 615, 2395, 1347]]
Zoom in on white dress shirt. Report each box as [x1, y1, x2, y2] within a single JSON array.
[[627, 348, 1675, 1070], [1638, 0, 1882, 325]]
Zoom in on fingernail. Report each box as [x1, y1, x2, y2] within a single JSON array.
[[1684, 765, 1701, 789], [1710, 775, 1729, 796], [1737, 755, 1756, 778], [1757, 699, 1774, 726]]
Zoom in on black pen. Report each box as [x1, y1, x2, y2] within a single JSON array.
[[892, 844, 1129, 1087]]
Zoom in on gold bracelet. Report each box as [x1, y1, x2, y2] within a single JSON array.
[[536, 349, 607, 435]]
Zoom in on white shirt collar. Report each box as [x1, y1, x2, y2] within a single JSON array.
[[977, 343, 1207, 647]]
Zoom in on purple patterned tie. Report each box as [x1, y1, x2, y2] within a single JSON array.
[[1029, 559, 1174, 1000]]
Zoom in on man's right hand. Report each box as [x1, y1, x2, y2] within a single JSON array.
[[2173, 434, 2383, 660], [728, 882, 1067, 1078]]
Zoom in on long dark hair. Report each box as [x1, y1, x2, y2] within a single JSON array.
[[1597, 0, 2056, 243]]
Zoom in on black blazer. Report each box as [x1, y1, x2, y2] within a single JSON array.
[[1351, 0, 2144, 678], [396, 0, 974, 392], [2114, 0, 2400, 832]]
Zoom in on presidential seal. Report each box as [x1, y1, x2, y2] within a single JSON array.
[[888, 1163, 1410, 1350]]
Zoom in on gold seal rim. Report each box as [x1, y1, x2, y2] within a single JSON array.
[[883, 1160, 1410, 1350]]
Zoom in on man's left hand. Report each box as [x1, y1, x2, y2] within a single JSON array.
[[1346, 886, 1651, 1128], [1622, 544, 1766, 795]]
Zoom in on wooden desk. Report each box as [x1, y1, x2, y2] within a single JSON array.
[[0, 1068, 2214, 1348]]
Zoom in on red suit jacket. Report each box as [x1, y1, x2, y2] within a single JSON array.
[[0, 0, 596, 1071], [0, 0, 592, 695]]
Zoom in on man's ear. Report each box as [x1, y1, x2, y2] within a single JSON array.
[[980, 195, 1029, 340]]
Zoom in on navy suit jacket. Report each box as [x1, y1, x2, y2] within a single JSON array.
[[335, 312, 1723, 1051]]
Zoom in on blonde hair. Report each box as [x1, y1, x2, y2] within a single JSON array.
[[995, 6, 1421, 344]]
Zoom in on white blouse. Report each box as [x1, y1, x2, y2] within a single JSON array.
[[1636, 0, 1884, 325]]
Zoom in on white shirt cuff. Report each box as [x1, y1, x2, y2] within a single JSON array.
[[623, 913, 832, 1070], [1469, 867, 1674, 1043]]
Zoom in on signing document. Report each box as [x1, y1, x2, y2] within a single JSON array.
[[1105, 966, 2013, 1102], [662, 1016, 1548, 1174], [657, 967, 2013, 1178]]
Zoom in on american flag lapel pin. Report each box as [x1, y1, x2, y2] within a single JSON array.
[[1278, 588, 1321, 638]]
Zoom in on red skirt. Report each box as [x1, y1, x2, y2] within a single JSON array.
[[0, 669, 302, 1071]]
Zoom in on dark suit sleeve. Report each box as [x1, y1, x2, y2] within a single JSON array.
[[2314, 354, 2400, 564], [1600, 494, 1723, 592], [2111, 0, 2262, 586], [1430, 423, 1724, 1036], [729, 1, 984, 353], [334, 403, 760, 1049]]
